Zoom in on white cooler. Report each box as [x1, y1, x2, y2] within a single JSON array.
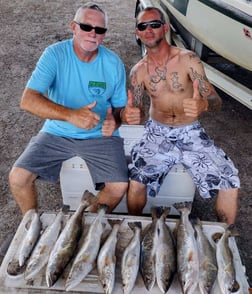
[[60, 125, 196, 215]]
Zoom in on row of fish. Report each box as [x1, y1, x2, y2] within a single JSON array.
[[7, 194, 239, 294], [174, 202, 240, 294]]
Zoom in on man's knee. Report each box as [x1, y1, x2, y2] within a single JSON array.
[[9, 167, 36, 189], [128, 180, 146, 195], [218, 188, 239, 200], [103, 182, 128, 198]]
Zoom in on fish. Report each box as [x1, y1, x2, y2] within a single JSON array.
[[45, 190, 97, 287], [192, 218, 218, 294], [97, 219, 123, 294], [121, 221, 142, 294], [213, 226, 240, 294], [65, 204, 108, 291], [24, 206, 69, 281], [140, 207, 158, 291], [153, 207, 176, 293], [173, 201, 200, 294], [18, 209, 42, 267]]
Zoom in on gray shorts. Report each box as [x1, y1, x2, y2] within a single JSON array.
[[14, 132, 128, 189], [129, 119, 240, 198]]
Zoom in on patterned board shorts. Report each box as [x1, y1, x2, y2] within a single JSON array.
[[129, 119, 240, 198]]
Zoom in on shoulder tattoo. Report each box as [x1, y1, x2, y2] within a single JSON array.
[[130, 70, 144, 106], [190, 67, 209, 95]]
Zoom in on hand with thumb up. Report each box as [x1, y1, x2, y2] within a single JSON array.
[[102, 107, 116, 137], [68, 101, 100, 129], [121, 90, 141, 125], [183, 79, 208, 118]]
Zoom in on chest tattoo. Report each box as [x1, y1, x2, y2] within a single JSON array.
[[148, 66, 167, 91], [170, 72, 182, 89]]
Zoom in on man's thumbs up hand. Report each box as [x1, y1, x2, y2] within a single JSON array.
[[121, 90, 141, 125], [183, 80, 208, 117], [102, 107, 116, 137]]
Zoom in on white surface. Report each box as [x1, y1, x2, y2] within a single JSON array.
[[0, 213, 249, 293]]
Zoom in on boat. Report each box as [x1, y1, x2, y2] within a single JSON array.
[[135, 0, 252, 109]]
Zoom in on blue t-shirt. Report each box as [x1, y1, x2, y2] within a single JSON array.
[[27, 39, 127, 139]]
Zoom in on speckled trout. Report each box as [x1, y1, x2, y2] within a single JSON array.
[[121, 222, 142, 294], [193, 218, 218, 294], [45, 190, 97, 287], [18, 209, 42, 267], [97, 219, 123, 294], [140, 207, 158, 291], [153, 207, 176, 293], [174, 201, 200, 294], [65, 204, 108, 291], [213, 226, 240, 294]]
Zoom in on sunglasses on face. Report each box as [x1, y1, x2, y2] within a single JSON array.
[[74, 21, 107, 34], [136, 20, 165, 31]]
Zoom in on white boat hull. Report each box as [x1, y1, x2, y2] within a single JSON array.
[[138, 0, 252, 71]]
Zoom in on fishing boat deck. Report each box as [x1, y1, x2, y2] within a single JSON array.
[[0, 212, 249, 293]]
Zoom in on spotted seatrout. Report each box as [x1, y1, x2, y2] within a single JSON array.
[[193, 218, 218, 294], [121, 222, 142, 294], [45, 190, 97, 287], [140, 207, 158, 291], [213, 226, 240, 294], [24, 206, 68, 280], [65, 204, 108, 291], [174, 201, 200, 294], [153, 207, 176, 293], [97, 219, 123, 294], [18, 209, 42, 267]]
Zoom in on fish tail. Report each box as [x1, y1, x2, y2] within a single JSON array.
[[161, 206, 171, 219], [107, 218, 124, 227], [81, 190, 98, 205], [173, 201, 192, 213], [151, 206, 160, 220], [227, 224, 239, 237], [61, 204, 70, 213], [128, 221, 142, 231], [190, 216, 201, 226], [97, 203, 110, 213]]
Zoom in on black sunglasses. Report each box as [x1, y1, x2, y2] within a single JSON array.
[[136, 20, 165, 31], [74, 21, 107, 34]]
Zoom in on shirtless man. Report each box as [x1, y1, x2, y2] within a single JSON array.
[[121, 7, 240, 225]]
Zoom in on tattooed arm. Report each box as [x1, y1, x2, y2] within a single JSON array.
[[121, 67, 143, 125], [183, 52, 222, 116]]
